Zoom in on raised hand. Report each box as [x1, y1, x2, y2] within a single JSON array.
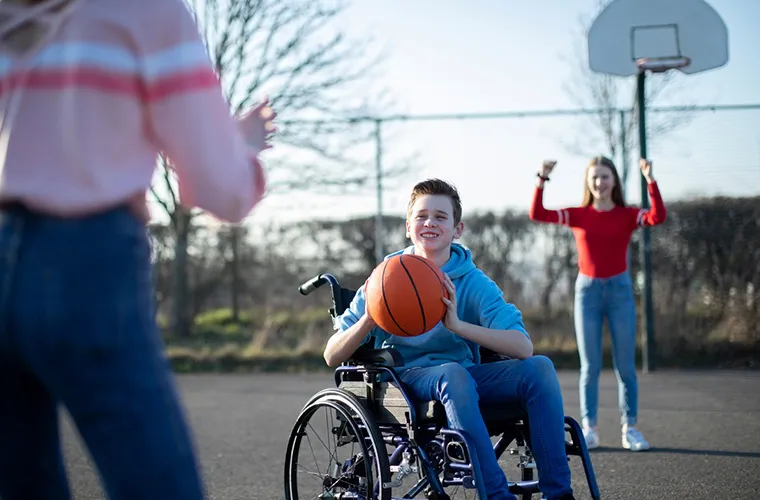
[[640, 158, 654, 182], [540, 160, 557, 178], [237, 98, 277, 153]]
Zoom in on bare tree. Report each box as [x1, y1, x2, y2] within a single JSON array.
[[150, 0, 395, 336], [560, 0, 696, 192], [538, 225, 576, 314]]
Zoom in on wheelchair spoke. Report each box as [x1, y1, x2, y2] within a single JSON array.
[[294, 465, 324, 482], [304, 419, 342, 477], [325, 405, 336, 467], [302, 425, 326, 481]]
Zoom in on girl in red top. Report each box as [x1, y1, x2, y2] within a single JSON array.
[[529, 156, 666, 452]]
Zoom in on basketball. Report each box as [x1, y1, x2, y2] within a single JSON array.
[[365, 254, 449, 337]]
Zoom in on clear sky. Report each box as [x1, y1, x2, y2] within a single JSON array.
[[183, 0, 760, 226]]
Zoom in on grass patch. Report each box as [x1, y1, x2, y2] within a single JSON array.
[[167, 346, 328, 373], [163, 308, 760, 373], [164, 340, 760, 374]]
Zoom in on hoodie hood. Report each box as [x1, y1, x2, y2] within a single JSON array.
[[385, 242, 477, 279]]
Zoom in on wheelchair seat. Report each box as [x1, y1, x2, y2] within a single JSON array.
[[340, 337, 528, 431], [340, 379, 526, 426]]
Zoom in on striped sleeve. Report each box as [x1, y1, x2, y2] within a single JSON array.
[[634, 208, 650, 227], [528, 188, 577, 227], [139, 0, 265, 223], [630, 182, 667, 228], [555, 208, 573, 226]]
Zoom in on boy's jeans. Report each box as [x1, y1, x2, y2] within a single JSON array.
[[399, 356, 573, 500], [0, 204, 205, 500], [574, 271, 639, 428]]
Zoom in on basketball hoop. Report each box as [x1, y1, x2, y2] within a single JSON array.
[[587, 0, 728, 77], [636, 56, 692, 74]]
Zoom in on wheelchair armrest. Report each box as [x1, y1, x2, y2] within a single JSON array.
[[347, 347, 404, 367]]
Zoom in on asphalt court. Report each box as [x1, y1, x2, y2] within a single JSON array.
[[60, 370, 760, 499]]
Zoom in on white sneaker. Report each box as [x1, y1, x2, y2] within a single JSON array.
[[622, 427, 650, 451], [583, 427, 600, 450]]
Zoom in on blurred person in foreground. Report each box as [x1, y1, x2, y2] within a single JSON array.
[[0, 0, 275, 498]]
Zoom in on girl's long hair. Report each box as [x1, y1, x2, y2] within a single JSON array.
[[581, 156, 626, 208]]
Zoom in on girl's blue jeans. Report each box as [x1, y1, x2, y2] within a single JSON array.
[[399, 356, 573, 500], [0, 204, 205, 500], [574, 271, 639, 428]]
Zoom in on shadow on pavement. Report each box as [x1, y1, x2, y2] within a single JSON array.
[[591, 447, 760, 459]]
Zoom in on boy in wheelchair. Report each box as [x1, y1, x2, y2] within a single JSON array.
[[323, 179, 576, 500]]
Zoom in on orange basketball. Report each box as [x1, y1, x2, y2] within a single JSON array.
[[365, 254, 449, 337]]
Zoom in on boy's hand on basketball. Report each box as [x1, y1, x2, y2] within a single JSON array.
[[362, 272, 378, 328], [441, 274, 462, 332], [640, 158, 654, 183], [237, 98, 277, 153], [360, 312, 377, 330]]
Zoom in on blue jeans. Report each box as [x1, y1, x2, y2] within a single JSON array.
[[0, 204, 205, 500], [399, 356, 573, 500], [574, 271, 638, 428]]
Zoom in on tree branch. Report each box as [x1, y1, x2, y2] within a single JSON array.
[[151, 0, 403, 224]]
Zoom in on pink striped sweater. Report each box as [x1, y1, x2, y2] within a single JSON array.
[[0, 0, 267, 223]]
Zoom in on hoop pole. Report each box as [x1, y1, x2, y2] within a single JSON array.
[[636, 71, 656, 373]]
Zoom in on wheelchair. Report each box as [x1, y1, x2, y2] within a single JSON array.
[[285, 273, 600, 499]]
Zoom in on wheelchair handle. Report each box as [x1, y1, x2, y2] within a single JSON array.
[[298, 274, 327, 296], [298, 273, 344, 315]]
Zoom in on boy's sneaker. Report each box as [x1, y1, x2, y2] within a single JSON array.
[[622, 427, 650, 451], [582, 427, 600, 450]]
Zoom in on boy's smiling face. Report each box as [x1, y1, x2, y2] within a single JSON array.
[[406, 194, 464, 254]]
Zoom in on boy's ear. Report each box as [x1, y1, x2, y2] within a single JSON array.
[[405, 219, 411, 239], [454, 221, 464, 239]]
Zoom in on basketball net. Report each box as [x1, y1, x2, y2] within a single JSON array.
[[636, 56, 692, 74]]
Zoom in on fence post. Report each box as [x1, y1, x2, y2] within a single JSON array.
[[621, 109, 633, 275], [374, 119, 384, 264], [619, 109, 629, 196]]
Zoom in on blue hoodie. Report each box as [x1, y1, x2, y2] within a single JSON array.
[[336, 243, 530, 371]]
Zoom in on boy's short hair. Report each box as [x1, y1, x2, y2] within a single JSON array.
[[407, 178, 462, 225]]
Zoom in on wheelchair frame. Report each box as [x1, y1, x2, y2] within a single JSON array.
[[285, 272, 601, 500]]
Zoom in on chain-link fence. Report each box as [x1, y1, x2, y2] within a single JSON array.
[[150, 104, 760, 369]]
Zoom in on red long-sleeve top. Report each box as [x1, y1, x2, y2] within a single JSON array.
[[529, 183, 667, 278]]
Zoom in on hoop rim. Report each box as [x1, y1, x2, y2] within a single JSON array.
[[636, 56, 692, 73]]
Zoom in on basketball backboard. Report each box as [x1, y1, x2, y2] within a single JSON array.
[[588, 0, 729, 76]]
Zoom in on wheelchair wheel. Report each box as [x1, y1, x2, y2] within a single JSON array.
[[285, 388, 392, 500]]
